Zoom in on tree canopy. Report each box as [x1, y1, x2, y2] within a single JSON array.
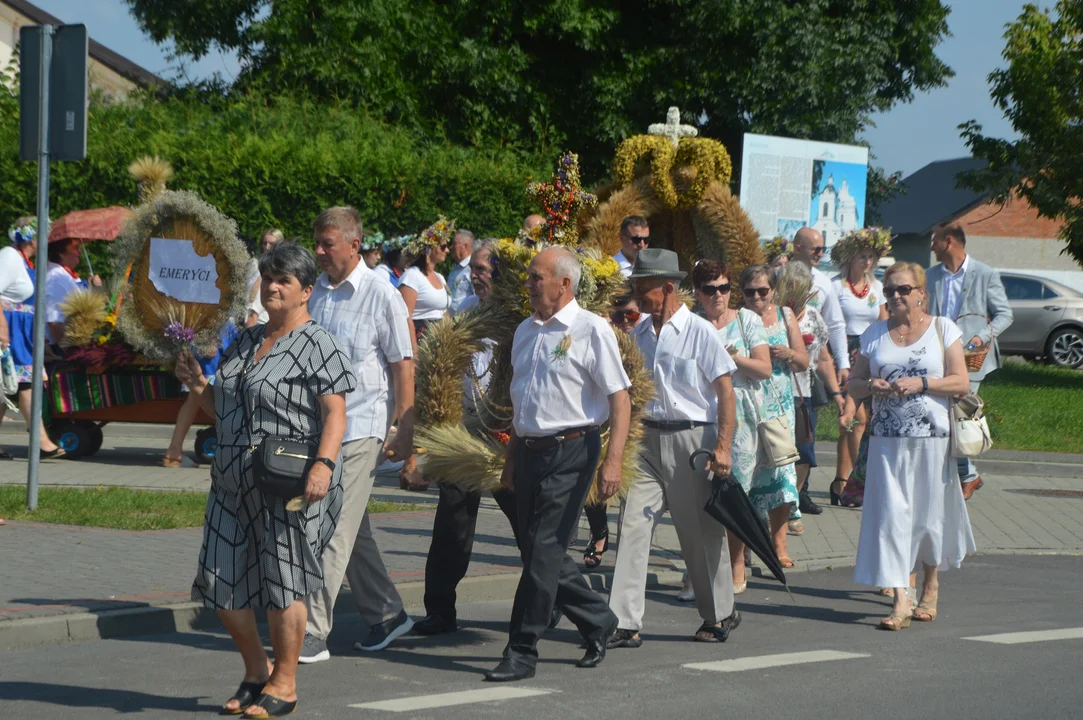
[[960, 1, 1083, 266], [127, 0, 953, 181]]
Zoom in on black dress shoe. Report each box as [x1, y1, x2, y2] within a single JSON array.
[[799, 490, 823, 515], [413, 614, 457, 635], [548, 606, 563, 629], [576, 639, 607, 668], [484, 658, 536, 682]]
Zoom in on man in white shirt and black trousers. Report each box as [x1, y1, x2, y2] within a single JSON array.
[[485, 247, 632, 682], [607, 248, 740, 648]]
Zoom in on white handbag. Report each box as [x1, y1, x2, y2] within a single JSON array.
[[935, 319, 993, 458], [1, 347, 19, 398]]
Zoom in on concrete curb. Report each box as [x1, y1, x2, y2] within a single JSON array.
[[4, 550, 1078, 651]]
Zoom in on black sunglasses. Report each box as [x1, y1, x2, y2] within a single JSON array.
[[624, 234, 650, 246], [810, 246, 826, 255], [698, 283, 731, 296], [743, 287, 770, 298], [884, 284, 915, 298]]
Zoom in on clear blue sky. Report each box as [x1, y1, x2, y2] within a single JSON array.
[[36, 0, 1031, 179]]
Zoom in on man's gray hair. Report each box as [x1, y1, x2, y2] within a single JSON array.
[[552, 248, 582, 294], [455, 229, 476, 245], [473, 237, 499, 261], [259, 241, 319, 289], [313, 206, 362, 242]]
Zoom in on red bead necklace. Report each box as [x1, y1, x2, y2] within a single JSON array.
[[848, 277, 870, 299]]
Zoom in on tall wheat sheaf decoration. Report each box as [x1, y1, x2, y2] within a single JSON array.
[[413, 152, 654, 504], [111, 190, 250, 362]]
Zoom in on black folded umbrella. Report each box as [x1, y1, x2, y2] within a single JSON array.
[[690, 450, 794, 601]]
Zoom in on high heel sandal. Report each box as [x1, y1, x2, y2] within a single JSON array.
[[913, 587, 939, 622], [829, 478, 845, 506], [582, 529, 609, 570], [878, 609, 912, 631]]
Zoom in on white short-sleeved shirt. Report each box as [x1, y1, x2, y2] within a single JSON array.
[[795, 307, 829, 397], [45, 262, 80, 323], [633, 305, 735, 422], [833, 276, 885, 336], [447, 257, 474, 315], [511, 298, 631, 437], [399, 266, 450, 321], [861, 317, 962, 439], [457, 295, 494, 411], [613, 250, 634, 278], [807, 265, 849, 369], [309, 261, 414, 442], [0, 246, 34, 303]]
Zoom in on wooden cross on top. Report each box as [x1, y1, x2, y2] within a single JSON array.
[[648, 106, 698, 147]]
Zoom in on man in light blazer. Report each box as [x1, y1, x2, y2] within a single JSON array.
[[926, 222, 1013, 500]]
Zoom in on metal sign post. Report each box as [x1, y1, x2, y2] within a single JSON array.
[[19, 24, 87, 511], [25, 25, 53, 511]]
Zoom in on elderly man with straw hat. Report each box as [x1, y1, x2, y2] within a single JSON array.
[[607, 248, 741, 648]]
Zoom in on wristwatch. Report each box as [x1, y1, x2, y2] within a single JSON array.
[[315, 457, 336, 472]]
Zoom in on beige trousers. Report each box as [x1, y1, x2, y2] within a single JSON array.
[[305, 437, 403, 639], [609, 424, 734, 632]]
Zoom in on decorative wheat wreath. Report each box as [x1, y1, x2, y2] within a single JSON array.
[[111, 190, 250, 362], [581, 107, 764, 303], [411, 153, 654, 504]]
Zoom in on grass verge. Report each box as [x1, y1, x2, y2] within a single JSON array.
[[0, 486, 429, 530], [815, 360, 1083, 454]]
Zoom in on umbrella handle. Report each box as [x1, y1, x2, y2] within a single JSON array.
[[81, 246, 95, 279], [689, 449, 715, 471]]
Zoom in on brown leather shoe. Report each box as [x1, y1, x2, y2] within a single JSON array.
[[961, 476, 984, 501]]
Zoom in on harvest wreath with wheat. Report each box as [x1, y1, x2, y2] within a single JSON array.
[[411, 109, 764, 502]]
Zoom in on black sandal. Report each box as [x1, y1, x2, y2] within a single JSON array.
[[582, 529, 609, 570], [222, 681, 266, 715], [244, 693, 297, 719], [693, 610, 742, 643]]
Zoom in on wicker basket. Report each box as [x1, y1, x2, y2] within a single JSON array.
[[958, 313, 992, 372]]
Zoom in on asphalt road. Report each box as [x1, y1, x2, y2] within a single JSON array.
[[2, 555, 1081, 719]]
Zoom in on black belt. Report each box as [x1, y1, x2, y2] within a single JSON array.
[[642, 419, 713, 431], [521, 425, 599, 451]]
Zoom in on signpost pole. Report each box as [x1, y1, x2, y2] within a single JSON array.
[[26, 25, 54, 511]]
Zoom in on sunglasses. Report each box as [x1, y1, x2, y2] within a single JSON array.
[[884, 285, 916, 298], [624, 235, 650, 246], [698, 283, 731, 296], [611, 309, 641, 323], [810, 246, 826, 255], [743, 287, 770, 298]]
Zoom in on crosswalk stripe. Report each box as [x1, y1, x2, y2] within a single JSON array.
[[684, 650, 870, 673], [348, 687, 554, 712], [962, 628, 1083, 645]]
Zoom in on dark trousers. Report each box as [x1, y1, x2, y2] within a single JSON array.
[[423, 482, 519, 620], [506, 431, 616, 666]]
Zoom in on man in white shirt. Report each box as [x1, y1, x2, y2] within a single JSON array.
[[446, 229, 475, 315], [612, 216, 650, 278], [792, 227, 849, 383], [300, 207, 417, 662], [607, 248, 740, 648], [45, 238, 100, 344], [485, 247, 631, 682]]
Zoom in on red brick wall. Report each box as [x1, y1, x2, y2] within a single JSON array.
[[950, 193, 1063, 239]]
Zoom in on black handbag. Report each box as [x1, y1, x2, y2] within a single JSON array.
[[252, 436, 317, 500], [809, 369, 830, 408]]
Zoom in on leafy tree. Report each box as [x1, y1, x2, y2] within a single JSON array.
[[125, 0, 954, 183], [959, 1, 1083, 265]]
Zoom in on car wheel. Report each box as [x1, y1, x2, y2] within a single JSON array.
[[1046, 327, 1083, 369]]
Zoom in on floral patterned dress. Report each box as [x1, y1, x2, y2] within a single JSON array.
[[748, 306, 800, 515], [716, 308, 769, 493]]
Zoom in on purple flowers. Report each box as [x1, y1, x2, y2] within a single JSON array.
[[165, 321, 196, 344]]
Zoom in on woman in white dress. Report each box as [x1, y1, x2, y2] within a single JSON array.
[[829, 231, 889, 503], [398, 233, 450, 354], [693, 259, 772, 592], [849, 262, 974, 630]]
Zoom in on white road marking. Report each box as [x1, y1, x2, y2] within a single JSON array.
[[349, 687, 554, 712], [684, 650, 870, 673], [963, 628, 1083, 645]]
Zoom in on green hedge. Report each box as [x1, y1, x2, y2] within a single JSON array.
[[0, 77, 549, 281]]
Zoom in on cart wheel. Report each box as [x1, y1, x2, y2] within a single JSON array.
[[194, 426, 217, 465], [84, 424, 105, 456], [50, 420, 91, 459]]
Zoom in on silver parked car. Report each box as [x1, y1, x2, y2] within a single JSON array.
[[998, 272, 1083, 369]]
